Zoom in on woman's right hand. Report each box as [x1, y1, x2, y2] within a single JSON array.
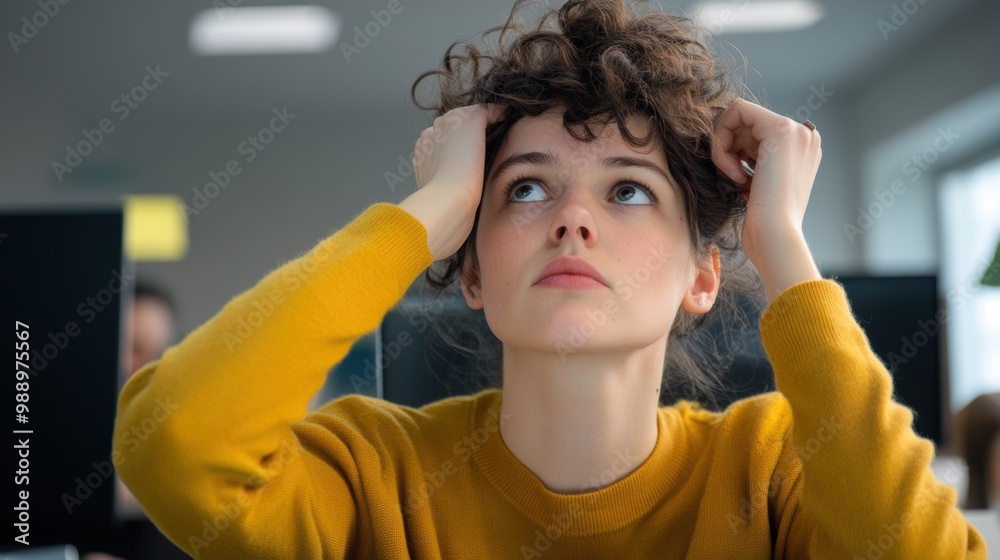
[[397, 103, 507, 262]]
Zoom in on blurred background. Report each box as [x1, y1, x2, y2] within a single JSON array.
[[2, 0, 999, 556]]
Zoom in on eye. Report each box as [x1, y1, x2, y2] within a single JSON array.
[[612, 182, 656, 205], [500, 175, 660, 205], [503, 176, 547, 202]]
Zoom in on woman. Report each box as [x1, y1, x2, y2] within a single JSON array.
[[113, 0, 985, 557]]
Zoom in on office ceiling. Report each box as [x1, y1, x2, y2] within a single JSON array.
[[0, 0, 985, 125]]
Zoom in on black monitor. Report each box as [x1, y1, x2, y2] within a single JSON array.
[[376, 275, 944, 445], [377, 297, 496, 408], [1, 207, 128, 546], [836, 275, 943, 445]]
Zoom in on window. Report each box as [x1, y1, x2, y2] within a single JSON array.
[[939, 153, 1000, 413]]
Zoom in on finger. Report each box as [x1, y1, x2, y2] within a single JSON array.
[[733, 128, 761, 162], [717, 99, 785, 153], [713, 101, 776, 183], [716, 98, 777, 132], [714, 98, 754, 136], [713, 101, 760, 183], [711, 126, 746, 184]]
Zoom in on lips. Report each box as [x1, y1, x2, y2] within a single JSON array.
[[534, 256, 608, 287]]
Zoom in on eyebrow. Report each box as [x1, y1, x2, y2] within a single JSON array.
[[487, 151, 676, 190]]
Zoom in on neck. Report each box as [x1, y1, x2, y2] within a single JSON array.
[[498, 337, 666, 494]]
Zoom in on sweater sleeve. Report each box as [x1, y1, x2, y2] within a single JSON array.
[[112, 203, 434, 559], [760, 279, 987, 559]]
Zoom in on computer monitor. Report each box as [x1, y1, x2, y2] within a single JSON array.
[[1, 207, 128, 545], [377, 275, 944, 444], [377, 297, 496, 408], [836, 275, 944, 445], [675, 275, 944, 444]]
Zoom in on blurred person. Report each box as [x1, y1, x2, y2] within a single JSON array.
[[123, 280, 178, 379], [83, 281, 181, 560], [117, 280, 179, 518], [112, 1, 986, 557], [954, 393, 1000, 510]]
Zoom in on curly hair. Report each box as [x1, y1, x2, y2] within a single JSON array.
[[407, 0, 766, 409]]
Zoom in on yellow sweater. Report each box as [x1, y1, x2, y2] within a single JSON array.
[[114, 202, 986, 559]]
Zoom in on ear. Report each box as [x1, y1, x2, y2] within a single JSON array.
[[681, 246, 721, 314], [460, 250, 484, 310]]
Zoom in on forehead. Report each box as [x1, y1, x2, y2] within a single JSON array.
[[491, 109, 665, 171], [133, 297, 174, 321]]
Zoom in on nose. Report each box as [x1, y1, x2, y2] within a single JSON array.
[[549, 199, 598, 247]]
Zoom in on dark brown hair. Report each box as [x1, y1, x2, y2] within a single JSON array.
[[407, 0, 764, 407]]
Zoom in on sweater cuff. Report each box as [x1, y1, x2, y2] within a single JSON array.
[[759, 279, 855, 353]]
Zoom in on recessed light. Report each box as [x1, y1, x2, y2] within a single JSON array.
[[694, 0, 825, 35], [189, 5, 340, 56]]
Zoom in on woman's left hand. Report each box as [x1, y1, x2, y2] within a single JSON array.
[[711, 98, 823, 301]]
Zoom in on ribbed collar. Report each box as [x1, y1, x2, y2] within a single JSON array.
[[470, 389, 693, 536]]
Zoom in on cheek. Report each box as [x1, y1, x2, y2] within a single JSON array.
[[475, 221, 524, 296], [612, 229, 694, 320], [614, 244, 688, 301]]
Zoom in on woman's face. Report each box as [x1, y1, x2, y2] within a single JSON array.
[[461, 108, 719, 356]]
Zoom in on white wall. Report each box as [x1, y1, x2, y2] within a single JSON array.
[[845, 0, 1000, 273]]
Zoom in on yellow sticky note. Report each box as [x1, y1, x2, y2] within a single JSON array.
[[122, 195, 188, 261]]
